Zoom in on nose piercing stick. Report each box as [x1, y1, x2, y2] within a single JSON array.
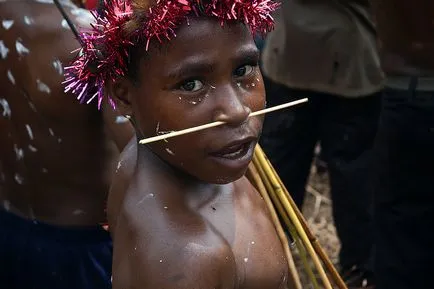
[[139, 98, 308, 145]]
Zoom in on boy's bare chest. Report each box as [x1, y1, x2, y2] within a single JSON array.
[[195, 187, 289, 289]]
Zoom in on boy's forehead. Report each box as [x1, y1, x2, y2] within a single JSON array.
[[163, 17, 253, 53], [141, 18, 257, 78]]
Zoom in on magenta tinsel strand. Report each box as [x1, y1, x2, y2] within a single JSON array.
[[65, 0, 279, 109]]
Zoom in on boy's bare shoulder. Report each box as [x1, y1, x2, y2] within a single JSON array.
[[107, 137, 137, 233], [113, 187, 237, 289]]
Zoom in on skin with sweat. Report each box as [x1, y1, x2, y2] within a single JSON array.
[[108, 17, 290, 289], [0, 0, 133, 226]]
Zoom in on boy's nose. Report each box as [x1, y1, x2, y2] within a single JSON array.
[[213, 85, 251, 126]]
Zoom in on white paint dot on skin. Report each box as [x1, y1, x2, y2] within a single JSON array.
[[15, 39, 30, 56], [0, 98, 11, 118], [13, 144, 24, 160], [251, 241, 255, 245], [61, 19, 70, 30], [116, 161, 122, 171], [244, 257, 249, 263], [35, 0, 54, 4], [25, 124, 34, 140], [165, 148, 175, 155], [72, 209, 85, 216], [23, 16, 34, 25], [115, 116, 129, 124], [28, 101, 37, 112], [159, 259, 163, 263], [52, 59, 63, 75], [0, 40, 9, 59], [28, 145, 37, 152], [2, 19, 14, 30], [14, 173, 24, 185], [163, 206, 168, 210], [155, 121, 160, 133], [36, 79, 51, 94], [7, 70, 15, 85], [3, 200, 11, 211]]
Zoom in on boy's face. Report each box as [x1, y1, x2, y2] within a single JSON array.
[[126, 17, 265, 184]]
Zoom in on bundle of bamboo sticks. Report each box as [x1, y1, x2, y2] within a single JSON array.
[[246, 145, 348, 289]]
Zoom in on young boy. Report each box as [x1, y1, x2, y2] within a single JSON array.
[[0, 0, 132, 288], [66, 0, 290, 288]]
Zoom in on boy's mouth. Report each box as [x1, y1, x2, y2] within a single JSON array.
[[211, 142, 251, 159], [209, 137, 256, 163]]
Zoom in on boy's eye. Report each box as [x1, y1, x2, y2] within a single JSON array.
[[234, 65, 255, 78], [180, 80, 204, 92]]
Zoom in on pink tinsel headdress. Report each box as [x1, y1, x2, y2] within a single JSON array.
[[64, 0, 279, 109]]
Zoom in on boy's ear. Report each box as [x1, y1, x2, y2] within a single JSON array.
[[106, 78, 134, 117]]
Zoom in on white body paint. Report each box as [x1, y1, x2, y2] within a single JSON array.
[[52, 59, 63, 75], [15, 39, 30, 56], [115, 116, 129, 124], [61, 19, 70, 30], [3, 200, 11, 211], [0, 40, 9, 59], [25, 124, 34, 140], [13, 144, 24, 160], [23, 16, 34, 25], [165, 148, 175, 155], [28, 144, 38, 152], [14, 173, 24, 185], [0, 98, 11, 118], [72, 209, 85, 215], [7, 70, 15, 85], [36, 79, 51, 94], [2, 19, 14, 30]]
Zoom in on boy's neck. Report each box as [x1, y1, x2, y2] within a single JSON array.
[[135, 141, 228, 207]]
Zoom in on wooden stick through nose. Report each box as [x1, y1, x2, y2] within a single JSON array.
[[138, 98, 308, 145]]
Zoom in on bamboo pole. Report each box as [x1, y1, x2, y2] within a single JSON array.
[[254, 146, 334, 289], [255, 145, 348, 289], [246, 164, 302, 289], [252, 155, 320, 289], [258, 146, 347, 289]]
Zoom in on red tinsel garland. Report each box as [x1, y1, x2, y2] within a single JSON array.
[[64, 0, 279, 109]]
